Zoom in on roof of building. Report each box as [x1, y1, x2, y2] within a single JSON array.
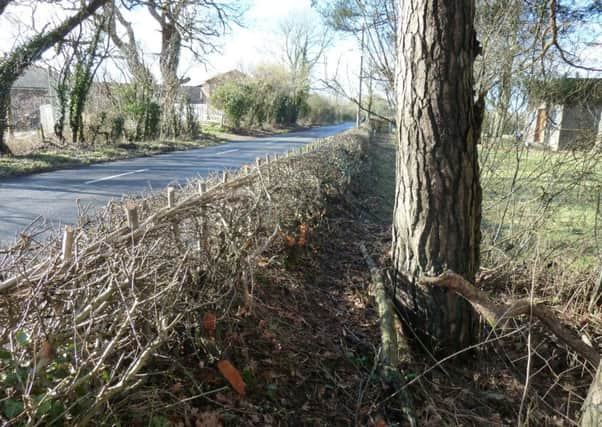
[[13, 65, 55, 90], [200, 70, 247, 87], [529, 77, 602, 105]]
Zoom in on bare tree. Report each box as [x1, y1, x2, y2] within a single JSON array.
[[392, 0, 483, 353], [319, 0, 397, 109], [104, 2, 157, 139], [137, 0, 242, 138], [0, 0, 109, 155], [278, 12, 331, 89]]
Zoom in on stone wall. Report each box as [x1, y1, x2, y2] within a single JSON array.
[[9, 88, 52, 131]]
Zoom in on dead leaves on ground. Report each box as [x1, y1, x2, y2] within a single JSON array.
[[202, 312, 217, 335], [279, 222, 309, 248], [217, 360, 246, 395], [201, 312, 247, 395]]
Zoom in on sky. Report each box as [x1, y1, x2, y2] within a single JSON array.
[[0, 1, 599, 94], [0, 0, 362, 95], [117, 0, 362, 89]]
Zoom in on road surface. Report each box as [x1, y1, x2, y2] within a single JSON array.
[[0, 122, 354, 246]]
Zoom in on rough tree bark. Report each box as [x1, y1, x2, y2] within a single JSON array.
[[582, 360, 602, 426], [159, 21, 182, 138], [145, 1, 185, 139], [0, 0, 108, 154], [105, 4, 156, 139], [392, 0, 483, 354]]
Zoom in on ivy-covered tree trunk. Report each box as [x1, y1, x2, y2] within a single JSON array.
[[0, 0, 108, 155], [392, 0, 483, 354], [0, 95, 10, 154], [69, 21, 105, 144]]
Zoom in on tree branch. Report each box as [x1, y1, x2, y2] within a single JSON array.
[[0, 0, 12, 16], [420, 270, 600, 366]]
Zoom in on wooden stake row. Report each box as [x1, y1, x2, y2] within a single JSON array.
[[63, 139, 329, 262]]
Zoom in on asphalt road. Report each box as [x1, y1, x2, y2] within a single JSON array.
[[0, 122, 354, 246]]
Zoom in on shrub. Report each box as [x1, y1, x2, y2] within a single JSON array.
[[211, 81, 253, 128]]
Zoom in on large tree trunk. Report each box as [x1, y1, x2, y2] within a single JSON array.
[[582, 360, 602, 426], [159, 22, 182, 139], [106, 4, 156, 139], [392, 0, 482, 354], [0, 0, 108, 155]]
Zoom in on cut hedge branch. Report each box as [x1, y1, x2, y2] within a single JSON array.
[[0, 130, 368, 425], [420, 270, 600, 366]]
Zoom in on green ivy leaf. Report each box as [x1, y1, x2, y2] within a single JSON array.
[[0, 348, 11, 359], [150, 416, 170, 427], [3, 399, 24, 419], [15, 330, 28, 347]]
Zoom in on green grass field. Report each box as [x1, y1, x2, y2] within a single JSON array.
[[369, 134, 601, 273], [480, 141, 601, 271]]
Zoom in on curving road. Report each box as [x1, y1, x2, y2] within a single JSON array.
[[0, 122, 354, 246]]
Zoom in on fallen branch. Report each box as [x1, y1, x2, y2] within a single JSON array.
[[420, 270, 600, 366], [360, 243, 417, 427]]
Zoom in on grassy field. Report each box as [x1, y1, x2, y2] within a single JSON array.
[[367, 134, 601, 273], [480, 141, 601, 271], [0, 134, 229, 179]]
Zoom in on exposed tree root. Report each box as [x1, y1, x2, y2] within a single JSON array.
[[420, 270, 602, 425], [419, 270, 600, 366]]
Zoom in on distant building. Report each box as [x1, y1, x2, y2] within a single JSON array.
[[9, 65, 56, 131], [524, 78, 602, 151], [179, 70, 247, 124], [180, 85, 203, 104], [198, 70, 247, 104]]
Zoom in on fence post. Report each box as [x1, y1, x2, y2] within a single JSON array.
[[265, 154, 271, 183], [167, 186, 176, 208], [125, 201, 139, 230], [61, 226, 74, 261], [199, 182, 208, 252], [222, 170, 229, 184]]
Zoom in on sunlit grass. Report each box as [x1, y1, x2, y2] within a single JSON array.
[[368, 135, 600, 272], [480, 140, 601, 271], [0, 137, 223, 179]]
